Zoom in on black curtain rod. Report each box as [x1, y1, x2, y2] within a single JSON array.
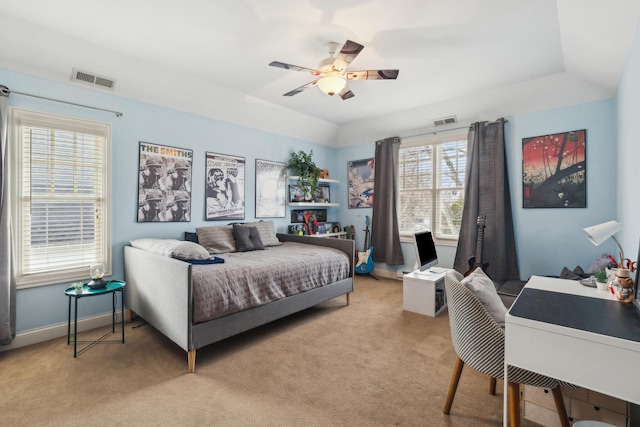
[[402, 118, 508, 139], [0, 85, 123, 117]]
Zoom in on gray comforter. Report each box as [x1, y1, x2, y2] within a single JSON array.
[[192, 241, 350, 323]]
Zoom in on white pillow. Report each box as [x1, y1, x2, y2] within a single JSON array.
[[130, 238, 210, 260], [460, 268, 507, 327]]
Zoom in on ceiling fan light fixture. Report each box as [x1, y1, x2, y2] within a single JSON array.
[[269, 39, 397, 99], [317, 75, 346, 96]]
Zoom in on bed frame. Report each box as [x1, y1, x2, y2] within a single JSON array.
[[124, 234, 354, 372]]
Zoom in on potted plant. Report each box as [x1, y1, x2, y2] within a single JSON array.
[[287, 149, 321, 199], [594, 270, 608, 290]]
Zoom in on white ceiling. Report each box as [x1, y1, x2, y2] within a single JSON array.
[[0, 0, 639, 146]]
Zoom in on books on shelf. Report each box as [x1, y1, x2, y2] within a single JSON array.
[[289, 221, 335, 235]]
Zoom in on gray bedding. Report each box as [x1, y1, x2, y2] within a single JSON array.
[[192, 241, 350, 323]]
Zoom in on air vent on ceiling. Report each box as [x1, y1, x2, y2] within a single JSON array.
[[433, 115, 457, 126], [70, 68, 116, 90]]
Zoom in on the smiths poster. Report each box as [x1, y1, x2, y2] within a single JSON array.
[[137, 142, 193, 222]]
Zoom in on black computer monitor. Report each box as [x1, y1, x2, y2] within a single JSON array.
[[413, 229, 439, 272]]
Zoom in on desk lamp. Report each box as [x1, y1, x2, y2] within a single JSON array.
[[582, 220, 623, 265]]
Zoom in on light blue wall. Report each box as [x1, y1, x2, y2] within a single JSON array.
[[508, 100, 618, 278], [1, 68, 340, 333], [337, 102, 618, 280], [334, 144, 373, 255]]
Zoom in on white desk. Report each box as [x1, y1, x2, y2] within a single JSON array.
[[504, 275, 640, 425]]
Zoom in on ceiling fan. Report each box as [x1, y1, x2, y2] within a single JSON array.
[[269, 40, 399, 100]]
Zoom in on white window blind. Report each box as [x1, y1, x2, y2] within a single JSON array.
[[11, 108, 111, 287], [398, 130, 467, 242]]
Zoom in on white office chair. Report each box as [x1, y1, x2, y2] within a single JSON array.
[[442, 271, 570, 427]]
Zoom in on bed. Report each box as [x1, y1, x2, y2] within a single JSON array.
[[124, 231, 354, 372]]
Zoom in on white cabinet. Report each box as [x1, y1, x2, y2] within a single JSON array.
[[402, 270, 449, 317]]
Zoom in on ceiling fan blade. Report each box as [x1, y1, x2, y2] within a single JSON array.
[[269, 61, 321, 76], [283, 80, 318, 97], [331, 40, 365, 73], [338, 85, 355, 100], [346, 70, 399, 80]]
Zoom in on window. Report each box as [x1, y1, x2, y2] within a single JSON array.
[[398, 130, 467, 242], [10, 108, 111, 287]]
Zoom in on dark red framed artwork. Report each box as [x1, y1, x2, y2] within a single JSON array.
[[522, 129, 586, 208]]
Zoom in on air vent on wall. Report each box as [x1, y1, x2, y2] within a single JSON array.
[[433, 115, 457, 126], [70, 68, 116, 90]]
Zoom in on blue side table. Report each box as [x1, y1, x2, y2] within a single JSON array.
[[65, 280, 126, 357]]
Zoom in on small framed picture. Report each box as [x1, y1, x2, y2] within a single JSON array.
[[313, 185, 330, 203], [289, 184, 306, 202], [320, 169, 330, 179], [291, 209, 327, 223]]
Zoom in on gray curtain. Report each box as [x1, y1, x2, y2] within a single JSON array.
[[371, 137, 404, 265], [453, 119, 519, 282], [0, 86, 15, 345]]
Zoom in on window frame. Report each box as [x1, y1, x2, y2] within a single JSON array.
[[397, 129, 468, 245], [9, 107, 112, 288]]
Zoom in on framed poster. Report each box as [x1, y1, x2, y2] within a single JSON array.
[[205, 152, 245, 220], [137, 141, 193, 222], [255, 159, 286, 218], [522, 129, 586, 208], [348, 158, 375, 208]]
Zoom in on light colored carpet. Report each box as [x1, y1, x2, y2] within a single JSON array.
[[0, 276, 539, 426]]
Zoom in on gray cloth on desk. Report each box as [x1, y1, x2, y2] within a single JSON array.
[[560, 266, 589, 280]]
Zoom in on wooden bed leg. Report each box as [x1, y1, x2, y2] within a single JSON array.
[[125, 307, 133, 322], [346, 292, 351, 306], [188, 350, 196, 373]]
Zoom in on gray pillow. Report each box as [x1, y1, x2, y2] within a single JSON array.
[[248, 226, 264, 250], [460, 268, 507, 327], [233, 224, 254, 252], [232, 224, 265, 252], [196, 225, 236, 254]]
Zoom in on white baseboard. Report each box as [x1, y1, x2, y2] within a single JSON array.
[[372, 268, 398, 280], [396, 270, 414, 280], [0, 312, 117, 353]]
